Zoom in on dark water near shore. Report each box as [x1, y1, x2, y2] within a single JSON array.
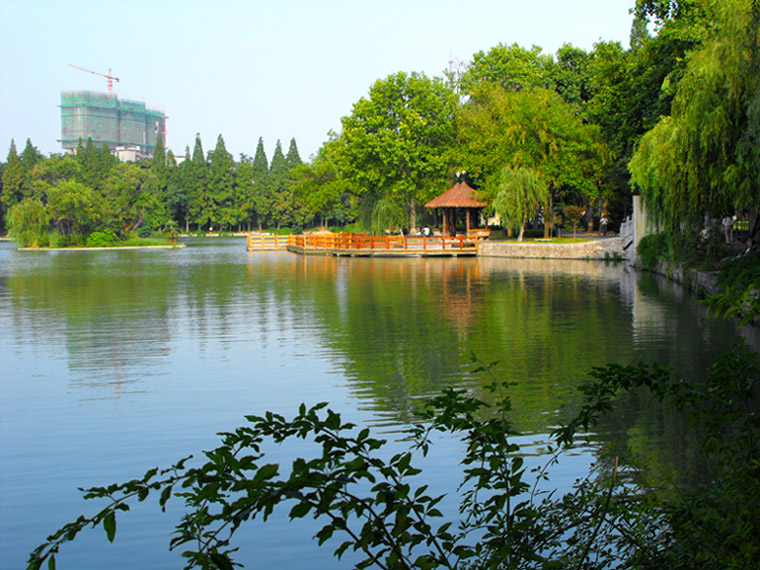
[[0, 237, 747, 569]]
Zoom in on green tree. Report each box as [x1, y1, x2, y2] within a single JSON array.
[[208, 134, 235, 229], [19, 138, 43, 173], [284, 138, 308, 230], [7, 197, 49, 247], [77, 137, 102, 189], [551, 44, 593, 109], [285, 138, 302, 170], [562, 204, 585, 238], [151, 135, 168, 190], [187, 134, 209, 231], [293, 135, 359, 228], [31, 153, 80, 189], [251, 137, 270, 230], [459, 43, 554, 94], [460, 84, 608, 237], [268, 140, 290, 229], [339, 71, 458, 230], [235, 159, 256, 231], [102, 162, 165, 235], [176, 146, 194, 232], [585, 1, 711, 224], [493, 166, 548, 241], [1, 140, 24, 218], [47, 179, 101, 242], [629, 0, 760, 246]]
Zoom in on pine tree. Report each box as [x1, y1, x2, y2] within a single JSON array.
[[284, 138, 307, 230], [236, 159, 255, 232], [268, 140, 288, 229], [99, 144, 116, 180], [19, 139, 42, 172], [150, 135, 168, 202], [78, 137, 100, 188], [188, 134, 209, 231], [1, 140, 24, 215], [252, 137, 269, 180], [251, 137, 270, 230], [177, 146, 193, 231], [208, 134, 235, 230], [285, 138, 302, 170]]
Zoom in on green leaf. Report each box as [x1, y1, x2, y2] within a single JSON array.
[[47, 555, 56, 570], [289, 502, 312, 519], [252, 463, 278, 485], [103, 512, 116, 543], [209, 552, 235, 570]]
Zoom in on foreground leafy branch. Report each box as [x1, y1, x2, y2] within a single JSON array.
[[28, 345, 760, 569]]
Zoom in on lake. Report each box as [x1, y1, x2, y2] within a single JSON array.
[[0, 237, 747, 569]]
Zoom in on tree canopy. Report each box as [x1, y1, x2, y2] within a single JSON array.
[[339, 71, 458, 230], [629, 0, 760, 237]]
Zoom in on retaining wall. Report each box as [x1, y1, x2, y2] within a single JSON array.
[[479, 237, 626, 260]]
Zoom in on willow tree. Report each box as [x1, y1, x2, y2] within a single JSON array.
[[7, 197, 49, 247], [493, 166, 547, 241], [629, 0, 760, 244]]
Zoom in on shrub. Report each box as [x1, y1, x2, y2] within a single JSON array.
[[56, 234, 86, 248], [86, 230, 118, 248], [637, 231, 669, 268], [718, 251, 760, 289]]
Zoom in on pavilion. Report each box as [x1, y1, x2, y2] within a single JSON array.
[[425, 181, 487, 237]]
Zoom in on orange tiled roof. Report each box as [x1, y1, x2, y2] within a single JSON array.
[[425, 182, 487, 208]]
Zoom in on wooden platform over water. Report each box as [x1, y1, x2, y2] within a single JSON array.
[[248, 233, 480, 257]]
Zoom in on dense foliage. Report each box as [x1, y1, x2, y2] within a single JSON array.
[[629, 0, 760, 256], [0, 134, 310, 246]]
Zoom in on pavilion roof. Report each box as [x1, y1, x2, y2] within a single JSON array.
[[425, 181, 487, 209]]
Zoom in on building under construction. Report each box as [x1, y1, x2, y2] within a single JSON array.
[[60, 91, 166, 160]]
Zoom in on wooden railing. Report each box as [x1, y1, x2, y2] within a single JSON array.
[[289, 232, 480, 252], [247, 234, 288, 250]]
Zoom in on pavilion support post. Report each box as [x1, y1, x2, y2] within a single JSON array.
[[443, 209, 448, 237]]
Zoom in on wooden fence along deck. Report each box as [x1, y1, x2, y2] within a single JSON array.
[[284, 233, 480, 257], [246, 234, 289, 250]]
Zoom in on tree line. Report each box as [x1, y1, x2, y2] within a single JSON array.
[[0, 132, 310, 246], [2, 0, 759, 252]]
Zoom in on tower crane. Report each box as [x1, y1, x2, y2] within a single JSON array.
[[68, 64, 120, 95]]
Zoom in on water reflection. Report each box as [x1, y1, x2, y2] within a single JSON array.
[[2, 242, 746, 429], [0, 239, 751, 570]]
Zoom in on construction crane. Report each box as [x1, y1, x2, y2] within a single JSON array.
[[68, 64, 120, 95]]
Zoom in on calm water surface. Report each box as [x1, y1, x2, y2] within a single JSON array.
[[0, 237, 747, 569]]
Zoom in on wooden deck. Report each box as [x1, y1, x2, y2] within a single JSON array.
[[284, 233, 480, 257]]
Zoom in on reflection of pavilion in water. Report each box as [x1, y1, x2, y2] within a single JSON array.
[[250, 253, 695, 347], [289, 255, 487, 336]]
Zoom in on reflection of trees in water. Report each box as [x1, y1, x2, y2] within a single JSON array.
[[5, 251, 175, 397], [4, 243, 745, 484]]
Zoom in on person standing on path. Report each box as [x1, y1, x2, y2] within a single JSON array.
[[600, 215, 608, 236]]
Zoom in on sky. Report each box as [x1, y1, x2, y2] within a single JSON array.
[[0, 0, 636, 163]]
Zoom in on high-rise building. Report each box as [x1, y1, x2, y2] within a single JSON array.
[[59, 91, 166, 161]]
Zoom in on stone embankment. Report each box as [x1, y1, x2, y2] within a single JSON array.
[[479, 237, 627, 261], [645, 262, 721, 296]]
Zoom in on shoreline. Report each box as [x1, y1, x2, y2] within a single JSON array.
[[18, 244, 185, 251]]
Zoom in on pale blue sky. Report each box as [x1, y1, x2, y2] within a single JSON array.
[[0, 0, 635, 162]]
